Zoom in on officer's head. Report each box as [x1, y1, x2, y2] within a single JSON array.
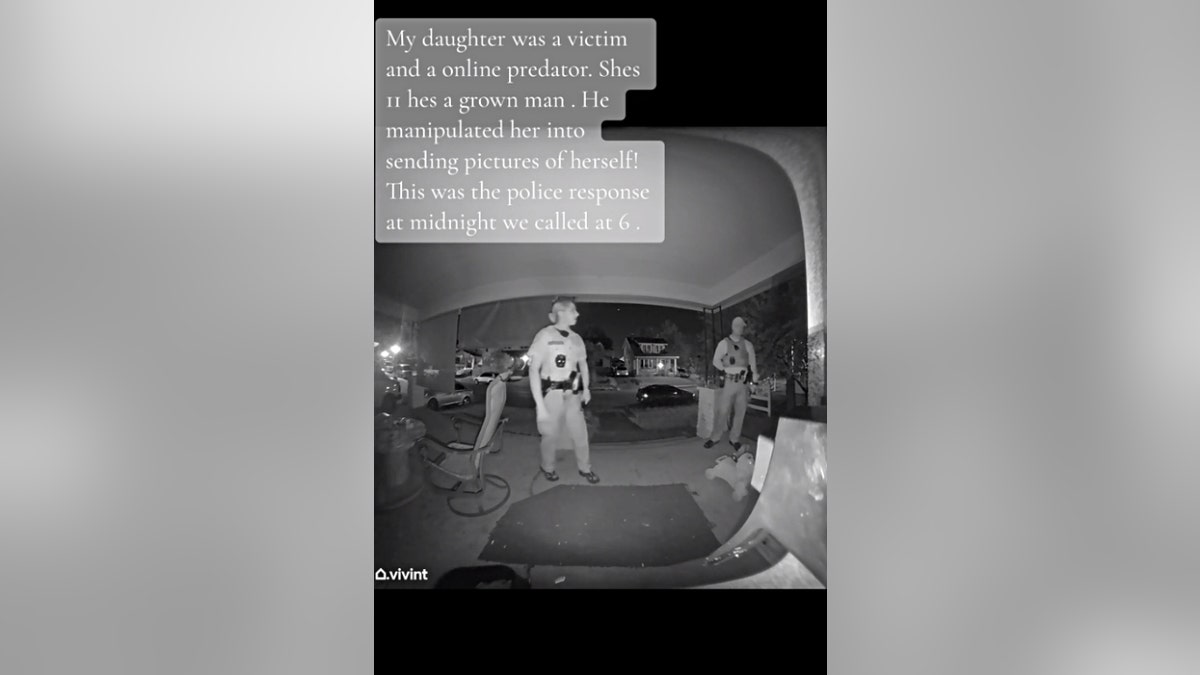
[[732, 316, 747, 337], [549, 298, 579, 326]]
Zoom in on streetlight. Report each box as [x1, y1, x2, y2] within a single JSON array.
[[390, 344, 401, 355], [380, 351, 388, 359]]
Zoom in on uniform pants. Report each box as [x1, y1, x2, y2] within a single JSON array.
[[538, 389, 591, 473], [710, 381, 749, 444]]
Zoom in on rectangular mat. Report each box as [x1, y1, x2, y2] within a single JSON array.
[[479, 484, 721, 567]]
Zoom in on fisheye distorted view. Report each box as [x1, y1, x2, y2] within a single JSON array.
[[375, 128, 826, 589]]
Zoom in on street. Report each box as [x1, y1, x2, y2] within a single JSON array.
[[437, 377, 698, 443], [409, 375, 791, 444]]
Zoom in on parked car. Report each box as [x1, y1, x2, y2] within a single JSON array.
[[613, 366, 629, 377], [677, 368, 690, 377], [473, 371, 499, 384], [425, 382, 472, 410], [636, 384, 697, 406], [376, 369, 401, 412]]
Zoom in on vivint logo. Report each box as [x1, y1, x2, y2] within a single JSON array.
[[376, 567, 429, 582]]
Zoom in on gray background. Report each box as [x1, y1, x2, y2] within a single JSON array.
[[2, 2, 1200, 674]]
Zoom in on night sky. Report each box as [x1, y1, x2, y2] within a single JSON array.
[[576, 301, 706, 343]]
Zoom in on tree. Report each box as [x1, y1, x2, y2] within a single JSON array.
[[574, 323, 613, 373], [735, 281, 808, 408], [656, 320, 695, 368], [575, 323, 613, 351]]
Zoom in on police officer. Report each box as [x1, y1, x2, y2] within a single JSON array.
[[528, 298, 598, 483], [705, 316, 758, 454]]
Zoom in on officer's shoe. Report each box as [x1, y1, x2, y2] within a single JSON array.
[[703, 440, 717, 449]]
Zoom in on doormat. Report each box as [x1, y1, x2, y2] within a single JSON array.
[[479, 484, 720, 567]]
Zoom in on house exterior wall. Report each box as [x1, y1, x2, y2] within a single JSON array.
[[623, 338, 676, 375], [632, 355, 678, 375]]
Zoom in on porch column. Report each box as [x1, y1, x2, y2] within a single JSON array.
[[678, 128, 827, 407]]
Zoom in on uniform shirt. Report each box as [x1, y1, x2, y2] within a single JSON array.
[[713, 336, 757, 380], [529, 325, 587, 382]]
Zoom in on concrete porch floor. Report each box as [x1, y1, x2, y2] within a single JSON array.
[[375, 404, 794, 589]]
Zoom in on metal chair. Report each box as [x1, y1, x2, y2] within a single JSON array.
[[419, 411, 511, 517]]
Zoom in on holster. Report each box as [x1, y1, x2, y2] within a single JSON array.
[[723, 371, 752, 385], [541, 370, 581, 393]]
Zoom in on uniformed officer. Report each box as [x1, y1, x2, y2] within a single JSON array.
[[705, 316, 758, 454], [527, 299, 598, 483]]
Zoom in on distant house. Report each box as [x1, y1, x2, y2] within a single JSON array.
[[455, 349, 482, 375], [460, 346, 531, 376], [623, 336, 678, 376], [477, 346, 532, 377]]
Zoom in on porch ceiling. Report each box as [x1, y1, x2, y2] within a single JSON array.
[[376, 129, 806, 320]]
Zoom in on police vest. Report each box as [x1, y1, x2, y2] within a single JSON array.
[[541, 329, 580, 381], [721, 338, 751, 374]]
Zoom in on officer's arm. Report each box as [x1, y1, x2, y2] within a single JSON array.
[[712, 339, 727, 370], [528, 338, 546, 410], [577, 339, 590, 391], [747, 342, 759, 383]]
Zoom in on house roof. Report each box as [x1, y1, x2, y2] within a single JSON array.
[[627, 336, 668, 344], [625, 336, 674, 357]]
